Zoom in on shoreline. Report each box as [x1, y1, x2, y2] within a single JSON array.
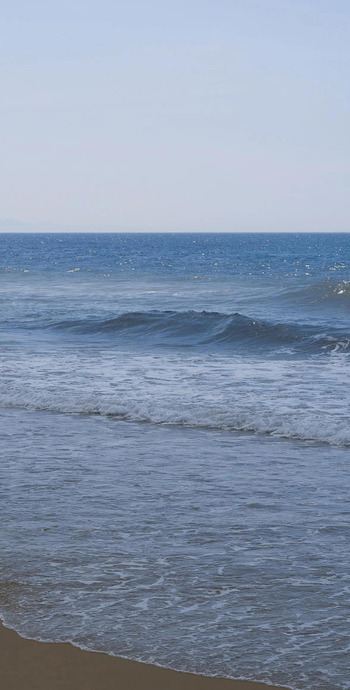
[[0, 621, 290, 690]]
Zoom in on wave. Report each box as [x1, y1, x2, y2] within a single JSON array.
[[1, 387, 350, 447], [282, 279, 350, 308], [48, 310, 350, 354]]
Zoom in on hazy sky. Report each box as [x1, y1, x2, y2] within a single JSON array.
[[1, 0, 350, 232]]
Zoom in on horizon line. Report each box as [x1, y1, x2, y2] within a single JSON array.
[[0, 230, 350, 235]]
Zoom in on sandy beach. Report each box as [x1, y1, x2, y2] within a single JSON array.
[[0, 621, 289, 690]]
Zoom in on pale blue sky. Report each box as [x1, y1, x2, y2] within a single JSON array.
[[1, 0, 350, 231]]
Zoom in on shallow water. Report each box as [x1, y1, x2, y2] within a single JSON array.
[[1, 233, 350, 689]]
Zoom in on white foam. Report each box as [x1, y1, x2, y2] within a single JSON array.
[[0, 349, 349, 446]]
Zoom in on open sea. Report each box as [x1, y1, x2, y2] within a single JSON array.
[[1, 232, 350, 690]]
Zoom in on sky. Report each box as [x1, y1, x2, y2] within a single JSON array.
[[1, 0, 350, 232]]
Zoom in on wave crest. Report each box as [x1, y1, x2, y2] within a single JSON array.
[[283, 280, 350, 307], [50, 310, 350, 354]]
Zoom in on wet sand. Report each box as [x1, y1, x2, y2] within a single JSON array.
[[0, 621, 289, 690]]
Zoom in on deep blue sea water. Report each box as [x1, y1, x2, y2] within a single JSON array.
[[1, 233, 350, 689]]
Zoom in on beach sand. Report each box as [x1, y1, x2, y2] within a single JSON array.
[[0, 621, 289, 690]]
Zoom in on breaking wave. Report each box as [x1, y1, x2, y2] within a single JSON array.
[[47, 310, 350, 354], [282, 280, 350, 307], [1, 386, 350, 446]]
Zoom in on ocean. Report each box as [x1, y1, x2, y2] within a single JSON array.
[[1, 232, 350, 690]]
